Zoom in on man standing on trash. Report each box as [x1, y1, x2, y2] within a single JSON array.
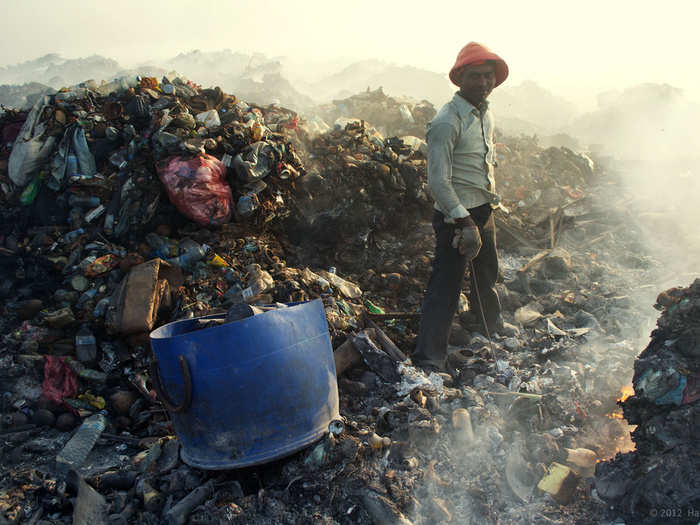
[[414, 42, 510, 370]]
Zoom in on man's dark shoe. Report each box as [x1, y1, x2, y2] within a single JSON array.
[[412, 354, 446, 373], [458, 311, 487, 334]]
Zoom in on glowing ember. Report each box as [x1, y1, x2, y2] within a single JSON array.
[[606, 412, 624, 420], [618, 384, 634, 402]]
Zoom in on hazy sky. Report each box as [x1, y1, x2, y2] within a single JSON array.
[[2, 0, 699, 103]]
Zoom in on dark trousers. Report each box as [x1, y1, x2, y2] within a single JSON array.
[[414, 204, 501, 364]]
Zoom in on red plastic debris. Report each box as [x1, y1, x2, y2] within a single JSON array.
[[42, 355, 78, 406], [157, 154, 232, 226]]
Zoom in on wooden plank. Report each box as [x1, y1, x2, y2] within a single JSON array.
[[364, 321, 408, 362], [333, 337, 362, 376], [518, 249, 551, 274]]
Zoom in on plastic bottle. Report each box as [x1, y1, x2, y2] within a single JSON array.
[[66, 358, 107, 382], [93, 297, 110, 318], [19, 174, 42, 206], [318, 270, 362, 299], [63, 228, 86, 243], [69, 195, 101, 208], [75, 325, 97, 363], [145, 233, 170, 258], [55, 413, 106, 474], [84, 205, 105, 223], [103, 212, 115, 235], [166, 244, 209, 268], [364, 300, 385, 315], [76, 288, 98, 310], [68, 207, 84, 228], [236, 194, 259, 216], [108, 150, 128, 170], [227, 267, 274, 304], [242, 269, 274, 302], [78, 256, 97, 274], [223, 282, 244, 303], [302, 268, 332, 293], [65, 154, 79, 178]]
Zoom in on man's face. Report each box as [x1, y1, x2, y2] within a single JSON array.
[[457, 63, 497, 106]]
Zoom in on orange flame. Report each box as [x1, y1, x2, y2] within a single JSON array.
[[606, 412, 624, 419], [618, 384, 634, 403]]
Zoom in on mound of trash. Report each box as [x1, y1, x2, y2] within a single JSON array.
[[596, 279, 700, 524], [0, 74, 672, 524]]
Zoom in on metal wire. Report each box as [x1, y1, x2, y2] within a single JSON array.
[[469, 259, 497, 361]]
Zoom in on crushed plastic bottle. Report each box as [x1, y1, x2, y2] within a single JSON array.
[[166, 244, 209, 268], [19, 174, 42, 206], [301, 268, 332, 293], [364, 300, 385, 315], [76, 288, 98, 310], [55, 413, 106, 474], [68, 207, 83, 228], [226, 265, 274, 304], [108, 150, 128, 170], [93, 297, 110, 318], [318, 270, 362, 299], [75, 325, 97, 363], [69, 195, 100, 208], [145, 233, 170, 259], [63, 228, 86, 243], [84, 205, 105, 223], [236, 194, 259, 216]]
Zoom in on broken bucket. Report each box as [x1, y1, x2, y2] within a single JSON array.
[[149, 299, 340, 469]]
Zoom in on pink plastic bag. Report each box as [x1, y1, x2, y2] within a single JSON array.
[[42, 356, 78, 406], [157, 154, 232, 226]]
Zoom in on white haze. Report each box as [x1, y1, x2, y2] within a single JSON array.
[[2, 0, 700, 106]]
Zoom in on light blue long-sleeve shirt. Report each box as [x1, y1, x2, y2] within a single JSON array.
[[426, 93, 500, 220]]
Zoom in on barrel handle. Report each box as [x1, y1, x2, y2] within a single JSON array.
[[150, 355, 192, 414]]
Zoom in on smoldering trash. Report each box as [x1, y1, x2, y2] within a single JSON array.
[[0, 74, 695, 525]]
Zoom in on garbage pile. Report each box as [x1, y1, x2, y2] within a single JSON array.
[[493, 134, 598, 252], [0, 75, 672, 524], [314, 87, 436, 139], [595, 279, 700, 524], [280, 119, 432, 281]]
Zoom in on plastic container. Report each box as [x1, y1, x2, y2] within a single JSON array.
[[227, 266, 274, 304], [76, 289, 98, 310], [69, 195, 100, 208], [55, 413, 106, 474], [145, 233, 170, 259], [63, 228, 85, 243], [75, 325, 97, 362], [167, 244, 209, 268], [149, 299, 339, 469], [236, 194, 259, 216], [19, 174, 42, 205]]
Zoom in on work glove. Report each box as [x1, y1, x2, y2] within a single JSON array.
[[452, 220, 482, 260]]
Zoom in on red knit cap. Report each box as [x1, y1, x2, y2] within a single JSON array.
[[449, 42, 509, 87]]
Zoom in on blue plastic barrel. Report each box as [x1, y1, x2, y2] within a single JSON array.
[[149, 299, 340, 469]]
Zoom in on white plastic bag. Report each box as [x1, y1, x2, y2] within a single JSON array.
[[8, 96, 56, 188], [196, 109, 221, 129]]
